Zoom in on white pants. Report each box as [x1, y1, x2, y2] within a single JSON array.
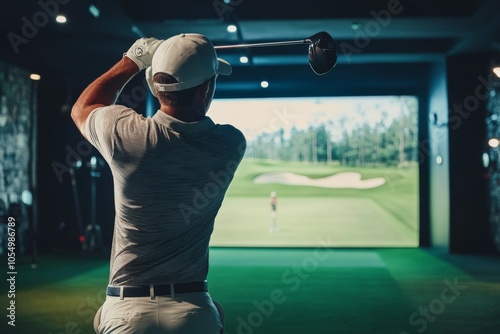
[[95, 292, 223, 334]]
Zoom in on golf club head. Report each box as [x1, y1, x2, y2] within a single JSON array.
[[307, 31, 337, 75]]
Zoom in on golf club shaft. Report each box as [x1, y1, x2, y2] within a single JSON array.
[[215, 39, 309, 50]]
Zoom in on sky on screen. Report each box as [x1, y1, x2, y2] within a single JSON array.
[[209, 96, 415, 142]]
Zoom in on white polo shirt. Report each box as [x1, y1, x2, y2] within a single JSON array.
[[85, 105, 246, 285]]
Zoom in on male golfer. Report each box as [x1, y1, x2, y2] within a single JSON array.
[[71, 34, 246, 333]]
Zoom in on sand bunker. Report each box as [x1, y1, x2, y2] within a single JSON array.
[[253, 171, 385, 189]]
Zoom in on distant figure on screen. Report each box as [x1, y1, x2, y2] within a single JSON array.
[[270, 191, 278, 233]]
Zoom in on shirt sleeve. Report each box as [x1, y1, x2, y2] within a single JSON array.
[[84, 104, 128, 162]]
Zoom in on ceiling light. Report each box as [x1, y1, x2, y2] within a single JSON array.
[[239, 56, 249, 64], [488, 138, 499, 148], [351, 22, 361, 30], [30, 73, 41, 80], [493, 66, 500, 78], [21, 190, 33, 206], [261, 81, 269, 88], [131, 25, 145, 37], [89, 5, 100, 18], [435, 155, 443, 165], [227, 25, 237, 33], [56, 15, 67, 24]]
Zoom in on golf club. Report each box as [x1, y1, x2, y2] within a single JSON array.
[[214, 31, 337, 75]]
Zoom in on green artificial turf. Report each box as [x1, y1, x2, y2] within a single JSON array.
[[6, 248, 500, 334]]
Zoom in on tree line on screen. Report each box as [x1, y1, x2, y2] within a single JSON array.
[[246, 97, 418, 167]]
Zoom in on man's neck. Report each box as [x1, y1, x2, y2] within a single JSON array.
[[159, 105, 205, 122]]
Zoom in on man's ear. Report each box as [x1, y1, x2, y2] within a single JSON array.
[[199, 80, 211, 98], [146, 67, 158, 97]]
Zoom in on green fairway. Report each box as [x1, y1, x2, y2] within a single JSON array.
[[211, 158, 419, 247], [211, 197, 417, 247]]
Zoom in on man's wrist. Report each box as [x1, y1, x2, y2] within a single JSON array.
[[121, 56, 141, 74]]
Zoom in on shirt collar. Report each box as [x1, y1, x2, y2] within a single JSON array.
[[152, 110, 215, 134]]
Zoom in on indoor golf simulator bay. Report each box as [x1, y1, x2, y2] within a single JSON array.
[[4, 1, 500, 332]]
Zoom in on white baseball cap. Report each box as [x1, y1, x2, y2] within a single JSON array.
[[148, 33, 232, 93]]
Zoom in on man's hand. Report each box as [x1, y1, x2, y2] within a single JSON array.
[[124, 37, 163, 71]]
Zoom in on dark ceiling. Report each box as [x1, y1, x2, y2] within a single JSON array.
[[1, 0, 500, 96]]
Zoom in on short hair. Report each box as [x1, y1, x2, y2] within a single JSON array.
[[153, 73, 214, 107]]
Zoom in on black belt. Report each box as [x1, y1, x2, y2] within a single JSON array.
[[106, 281, 208, 298]]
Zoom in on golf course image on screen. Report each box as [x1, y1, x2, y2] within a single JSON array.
[[208, 96, 419, 247]]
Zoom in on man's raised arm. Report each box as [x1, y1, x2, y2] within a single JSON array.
[[71, 37, 162, 138]]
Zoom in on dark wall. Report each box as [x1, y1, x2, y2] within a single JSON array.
[[485, 64, 500, 252], [36, 72, 117, 252], [447, 53, 494, 253], [0, 62, 34, 199], [0, 61, 36, 256]]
